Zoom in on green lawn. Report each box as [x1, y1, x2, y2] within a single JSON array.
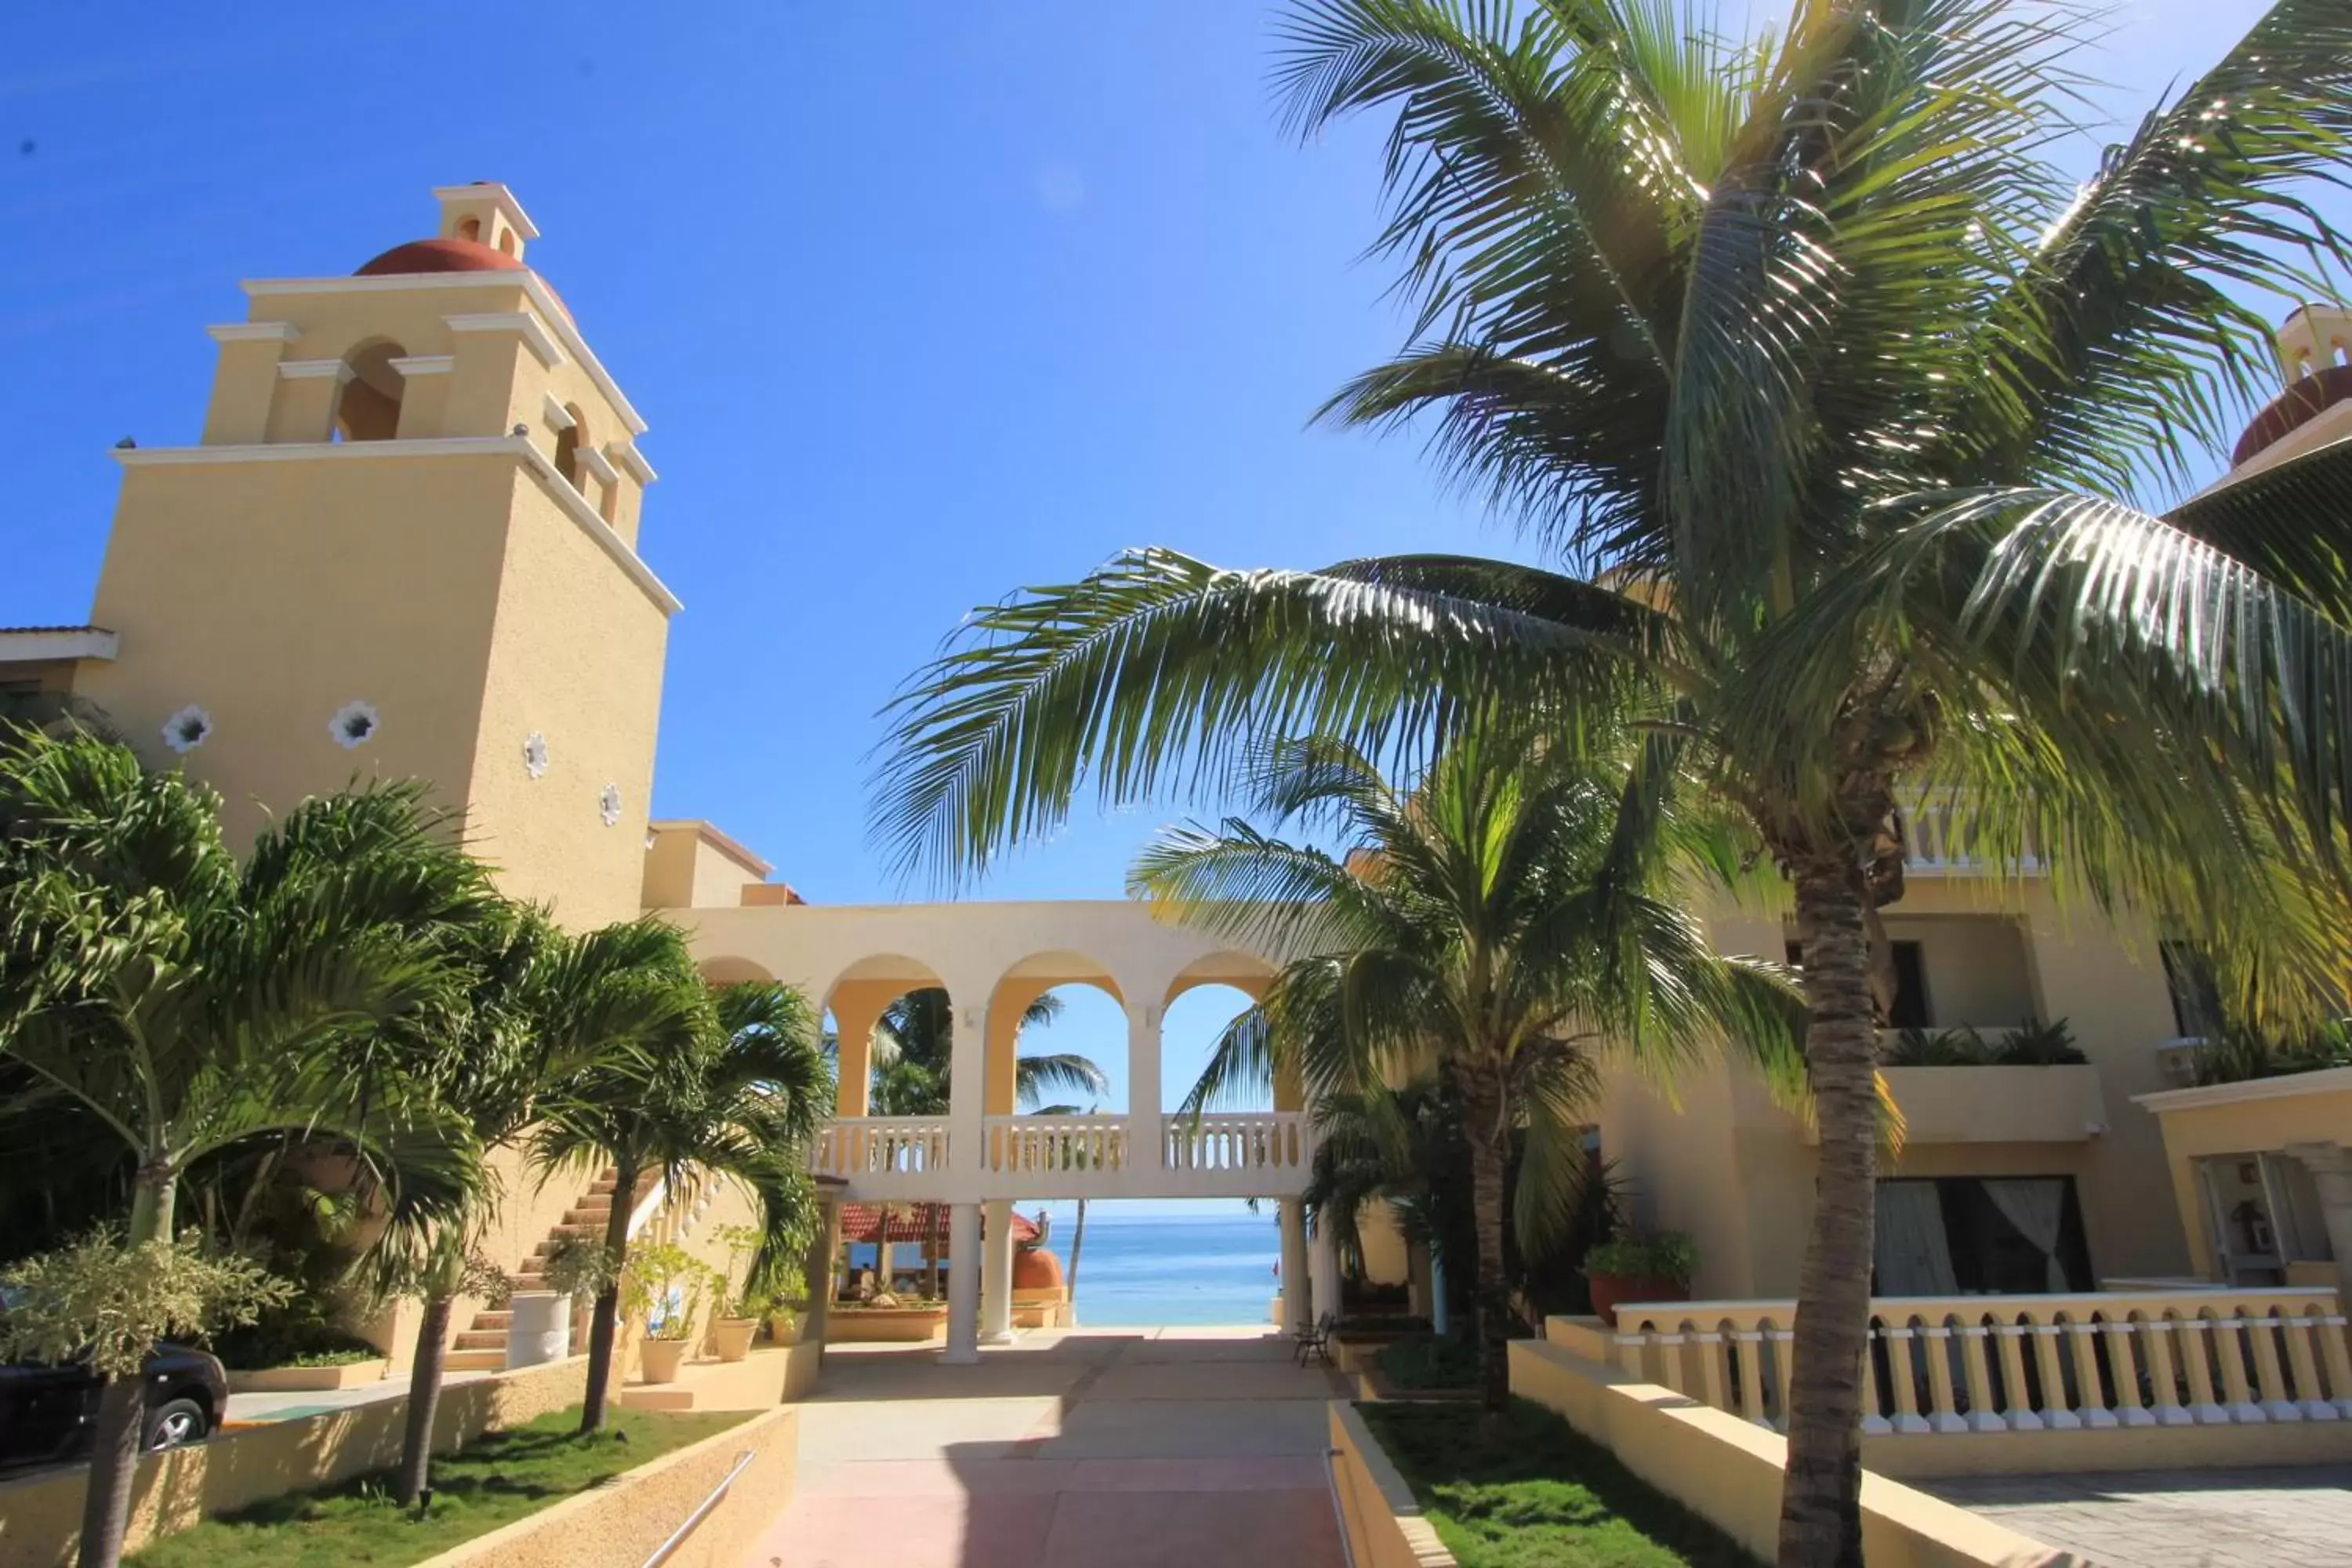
[[129, 1406, 748, 1567], [1373, 1334, 1479, 1390], [1359, 1399, 1762, 1568]]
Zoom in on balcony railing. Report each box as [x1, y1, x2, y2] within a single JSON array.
[[1594, 1287, 2352, 1433], [985, 1114, 1127, 1175], [1900, 796, 2041, 875], [1162, 1111, 1311, 1172], [811, 1117, 949, 1181]]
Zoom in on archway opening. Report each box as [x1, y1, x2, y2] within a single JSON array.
[[335, 339, 407, 441], [1163, 978, 1272, 1118], [553, 403, 588, 485]]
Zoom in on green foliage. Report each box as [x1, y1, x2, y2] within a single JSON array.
[[1882, 1018, 2085, 1066], [1583, 1232, 1697, 1287], [1374, 1334, 1480, 1390], [209, 1285, 381, 1372], [2194, 1018, 2352, 1084], [1359, 1400, 1759, 1566], [868, 986, 1106, 1110], [123, 1405, 745, 1568], [619, 1243, 720, 1341], [539, 1236, 619, 1302], [0, 1230, 293, 1379]]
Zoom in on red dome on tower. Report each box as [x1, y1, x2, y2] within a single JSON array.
[[354, 236, 528, 278]]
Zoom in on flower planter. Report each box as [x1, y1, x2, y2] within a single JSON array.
[[505, 1290, 572, 1369], [224, 1358, 390, 1393], [710, 1316, 757, 1363], [764, 1310, 806, 1346], [826, 1305, 948, 1343], [638, 1336, 690, 1384], [1586, 1273, 1689, 1328]]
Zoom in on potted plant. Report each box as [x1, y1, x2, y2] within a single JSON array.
[[622, 1243, 713, 1385], [764, 1286, 810, 1346], [707, 1225, 764, 1363], [1582, 1232, 1697, 1327]]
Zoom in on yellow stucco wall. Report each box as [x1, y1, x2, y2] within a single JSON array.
[[642, 822, 770, 913], [2142, 1075, 2352, 1283]]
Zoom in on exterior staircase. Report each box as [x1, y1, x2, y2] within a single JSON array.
[[443, 1167, 659, 1371]]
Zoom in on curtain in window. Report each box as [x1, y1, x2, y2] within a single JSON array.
[[1874, 1182, 1958, 1295], [1984, 1178, 2069, 1291]]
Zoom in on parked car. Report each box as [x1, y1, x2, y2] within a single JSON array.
[[0, 1331, 228, 1472]]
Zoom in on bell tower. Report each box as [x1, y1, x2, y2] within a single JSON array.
[[69, 183, 677, 927]]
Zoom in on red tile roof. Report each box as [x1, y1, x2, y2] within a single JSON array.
[[838, 1203, 1040, 1246]]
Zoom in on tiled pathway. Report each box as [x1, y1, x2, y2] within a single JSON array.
[[743, 1327, 1350, 1568], [1926, 1465, 2352, 1568]]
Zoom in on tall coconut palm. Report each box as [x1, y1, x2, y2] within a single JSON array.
[[873, 3, 2352, 1556], [1131, 730, 1798, 1410], [531, 928, 831, 1432], [872, 987, 1109, 1109], [0, 731, 481, 1568]]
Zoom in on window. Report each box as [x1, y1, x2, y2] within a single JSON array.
[[553, 404, 588, 487], [1785, 938, 1931, 1026], [1873, 1177, 2092, 1295], [2158, 940, 2223, 1037], [333, 339, 407, 442], [455, 216, 481, 242]]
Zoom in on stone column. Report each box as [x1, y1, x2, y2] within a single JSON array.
[[942, 1202, 982, 1364], [1279, 1200, 1311, 1331], [2287, 1142, 2352, 1294], [1126, 1002, 1163, 1178], [949, 999, 987, 1178], [981, 1199, 1015, 1344], [803, 1199, 843, 1365], [1310, 1213, 1342, 1328]]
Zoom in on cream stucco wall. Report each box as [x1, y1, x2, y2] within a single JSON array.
[[642, 822, 772, 914], [1602, 877, 2194, 1298], [2139, 1071, 2352, 1284]]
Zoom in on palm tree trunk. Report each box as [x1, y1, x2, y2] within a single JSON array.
[[1777, 858, 1881, 1568], [396, 1290, 456, 1507], [579, 1155, 638, 1435], [79, 1160, 174, 1568], [1462, 1069, 1512, 1417], [1067, 1197, 1088, 1316]]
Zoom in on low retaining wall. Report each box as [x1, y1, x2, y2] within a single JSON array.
[[1508, 1341, 2077, 1568], [826, 1306, 946, 1343], [0, 1356, 593, 1567], [620, 1342, 822, 1412], [1326, 1403, 1455, 1568], [416, 1404, 795, 1568], [226, 1358, 392, 1393]]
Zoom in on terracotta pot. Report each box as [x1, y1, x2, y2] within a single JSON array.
[[1013, 1247, 1065, 1291], [1587, 1273, 1689, 1328], [711, 1317, 757, 1363], [638, 1336, 689, 1384], [765, 1311, 805, 1346]]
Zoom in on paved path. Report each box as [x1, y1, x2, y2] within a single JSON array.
[[1926, 1465, 2352, 1568], [743, 1327, 1350, 1568]]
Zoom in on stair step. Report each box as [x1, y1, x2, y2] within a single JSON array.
[[454, 1331, 508, 1351], [445, 1349, 506, 1371], [473, 1312, 512, 1329]]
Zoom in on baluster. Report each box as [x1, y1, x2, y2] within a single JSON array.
[[1920, 1324, 1967, 1433], [2102, 1320, 2154, 1427], [2245, 1312, 2304, 1422], [2316, 1312, 2352, 1417], [2210, 1314, 2267, 1422], [2279, 1312, 2336, 1421], [1993, 1324, 2040, 1429], [1653, 1330, 1687, 1395], [1733, 1330, 1769, 1425], [2028, 1321, 2081, 1429], [2141, 1316, 2193, 1425], [1770, 1327, 1797, 1431], [1859, 1326, 1893, 1436], [2176, 1314, 2230, 1424], [1882, 1326, 1930, 1433], [2063, 1318, 2118, 1428], [1695, 1326, 1730, 1414], [1959, 1323, 2003, 1432], [1613, 1329, 1650, 1381]]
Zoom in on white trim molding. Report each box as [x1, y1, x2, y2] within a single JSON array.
[[541, 393, 577, 430], [432, 182, 540, 241], [2134, 1065, 2352, 1115], [277, 358, 354, 382], [208, 321, 299, 344], [576, 446, 619, 486], [0, 627, 118, 663], [110, 437, 681, 617], [243, 274, 648, 434], [611, 442, 658, 485], [445, 310, 564, 370], [389, 354, 454, 378]]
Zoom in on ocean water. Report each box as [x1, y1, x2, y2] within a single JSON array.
[[1048, 1209, 1282, 1327]]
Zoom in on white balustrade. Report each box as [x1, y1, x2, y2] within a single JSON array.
[[1162, 1111, 1311, 1172], [1604, 1288, 2352, 1434], [1899, 794, 2042, 875], [811, 1116, 950, 1179], [985, 1114, 1127, 1175]]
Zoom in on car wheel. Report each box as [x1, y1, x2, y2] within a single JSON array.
[[143, 1397, 207, 1451]]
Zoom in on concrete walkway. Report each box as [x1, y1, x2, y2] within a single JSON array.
[[743, 1327, 1351, 1568], [1926, 1465, 2352, 1568]]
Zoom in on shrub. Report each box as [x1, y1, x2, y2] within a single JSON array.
[[1583, 1232, 1697, 1285], [0, 1230, 292, 1377], [1375, 1334, 1480, 1389]]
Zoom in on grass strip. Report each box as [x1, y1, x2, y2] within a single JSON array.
[[128, 1405, 746, 1567], [1359, 1399, 1762, 1567]]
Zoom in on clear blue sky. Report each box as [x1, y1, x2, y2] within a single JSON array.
[[0, 0, 2291, 1156]]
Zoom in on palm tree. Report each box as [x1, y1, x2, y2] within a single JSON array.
[[0, 731, 481, 1568], [873, 4, 2352, 1555], [1132, 731, 1798, 1410], [532, 929, 831, 1432], [872, 987, 1109, 1109]]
